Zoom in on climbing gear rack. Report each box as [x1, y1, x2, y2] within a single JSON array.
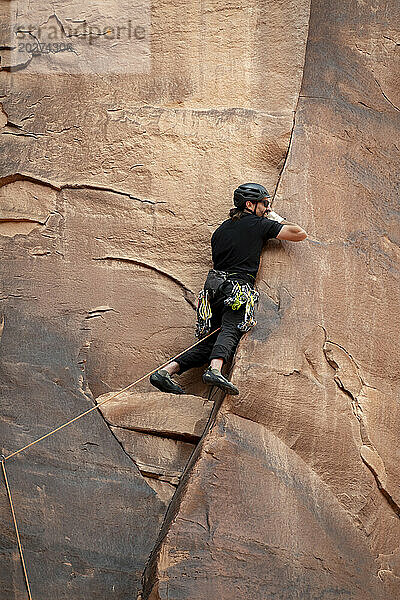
[[223, 281, 259, 332], [195, 270, 259, 338]]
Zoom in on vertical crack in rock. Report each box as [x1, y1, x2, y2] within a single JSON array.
[[141, 386, 224, 598], [272, 110, 297, 203], [321, 327, 400, 518], [82, 327, 224, 596], [271, 30, 309, 204]]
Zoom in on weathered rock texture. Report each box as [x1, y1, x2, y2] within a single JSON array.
[[1, 0, 399, 599], [142, 1, 400, 598]]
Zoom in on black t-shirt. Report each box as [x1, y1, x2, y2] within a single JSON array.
[[211, 212, 284, 284]]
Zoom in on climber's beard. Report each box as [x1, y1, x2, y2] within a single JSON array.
[[262, 205, 270, 218]]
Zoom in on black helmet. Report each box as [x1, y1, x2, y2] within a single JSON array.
[[233, 183, 271, 210]]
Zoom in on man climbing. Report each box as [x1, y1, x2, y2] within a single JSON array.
[[149, 182, 307, 396]]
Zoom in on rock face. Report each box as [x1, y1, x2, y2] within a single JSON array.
[[145, 414, 391, 600], [0, 314, 166, 600], [98, 390, 214, 441], [1, 1, 399, 600]]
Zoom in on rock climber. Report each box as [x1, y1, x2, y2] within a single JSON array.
[[149, 182, 307, 396]]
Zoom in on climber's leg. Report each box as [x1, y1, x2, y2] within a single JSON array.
[[174, 321, 220, 375], [174, 293, 225, 375], [210, 357, 224, 371], [201, 303, 246, 395], [208, 303, 246, 366], [149, 297, 223, 394], [162, 360, 181, 375]]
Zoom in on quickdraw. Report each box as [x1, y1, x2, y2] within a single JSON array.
[[195, 288, 213, 339], [223, 282, 260, 332]]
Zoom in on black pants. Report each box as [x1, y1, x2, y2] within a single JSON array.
[[176, 279, 246, 375]]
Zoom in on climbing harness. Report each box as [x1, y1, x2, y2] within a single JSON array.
[[1, 326, 222, 600], [195, 269, 259, 338]]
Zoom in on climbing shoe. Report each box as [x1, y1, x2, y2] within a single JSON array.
[[202, 367, 239, 396], [149, 369, 185, 395]]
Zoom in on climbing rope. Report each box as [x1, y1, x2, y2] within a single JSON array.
[[3, 326, 221, 462], [1, 457, 33, 600], [1, 326, 222, 599]]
